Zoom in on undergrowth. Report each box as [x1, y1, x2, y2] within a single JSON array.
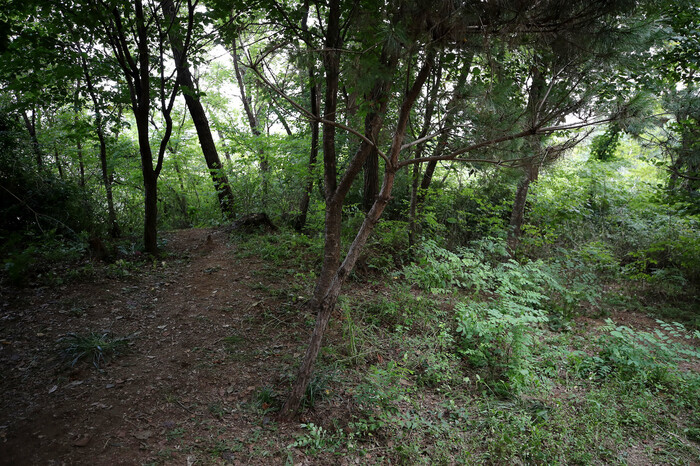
[[289, 236, 700, 464]]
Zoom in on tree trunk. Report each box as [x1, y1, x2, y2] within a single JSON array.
[[143, 168, 159, 255], [99, 127, 120, 238], [81, 53, 120, 238], [22, 110, 43, 169], [294, 79, 320, 231], [294, 4, 320, 232], [308, 0, 342, 304], [231, 36, 269, 204], [279, 53, 432, 419], [408, 57, 443, 248], [507, 163, 540, 253], [507, 67, 546, 254], [74, 88, 85, 188], [54, 146, 64, 179], [507, 173, 531, 252], [412, 58, 470, 222], [359, 51, 399, 213], [362, 147, 379, 213], [77, 138, 85, 187], [163, 0, 236, 219]]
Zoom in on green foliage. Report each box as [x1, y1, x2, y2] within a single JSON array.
[[302, 370, 332, 409], [357, 219, 409, 274], [582, 319, 700, 390], [58, 331, 132, 370], [253, 385, 279, 413], [235, 228, 322, 272], [590, 125, 622, 161], [525, 144, 700, 310], [1, 230, 87, 285], [384, 320, 462, 390], [353, 362, 413, 434], [403, 238, 508, 294], [291, 423, 348, 457], [420, 175, 513, 248], [355, 284, 437, 331], [453, 257, 555, 390]]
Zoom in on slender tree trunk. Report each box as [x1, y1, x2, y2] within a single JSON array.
[[360, 52, 399, 213], [22, 110, 43, 169], [81, 54, 120, 237], [294, 74, 320, 231], [507, 67, 546, 254], [507, 170, 532, 252], [54, 146, 64, 179], [408, 57, 443, 248], [362, 147, 379, 213], [163, 0, 235, 219], [279, 53, 432, 419], [293, 3, 320, 231], [76, 138, 85, 187], [216, 128, 231, 161], [268, 93, 293, 136], [412, 58, 470, 220], [231, 37, 269, 205], [309, 0, 342, 304], [74, 87, 85, 188], [100, 130, 121, 238]]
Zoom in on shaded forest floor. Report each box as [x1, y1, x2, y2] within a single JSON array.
[[1, 228, 699, 465]]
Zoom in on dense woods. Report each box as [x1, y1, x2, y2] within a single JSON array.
[[1, 0, 699, 463]]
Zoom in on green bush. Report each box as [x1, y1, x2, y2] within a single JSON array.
[[577, 319, 700, 393]]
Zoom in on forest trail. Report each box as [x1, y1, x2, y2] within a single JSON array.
[[0, 228, 311, 465]]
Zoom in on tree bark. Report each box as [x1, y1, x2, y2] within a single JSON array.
[[362, 146, 379, 213], [360, 52, 399, 213], [22, 109, 43, 169], [507, 166, 538, 253], [163, 0, 236, 219], [293, 3, 320, 231], [53, 146, 64, 179], [100, 0, 176, 254], [507, 66, 546, 254], [411, 57, 471, 231], [279, 53, 433, 419], [74, 87, 85, 188]]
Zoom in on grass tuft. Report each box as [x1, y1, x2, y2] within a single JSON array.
[[58, 331, 132, 370]]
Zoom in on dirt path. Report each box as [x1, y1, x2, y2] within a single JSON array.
[[0, 228, 309, 465]]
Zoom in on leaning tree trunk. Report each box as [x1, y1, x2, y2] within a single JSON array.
[[163, 0, 236, 219], [409, 58, 470, 240], [279, 54, 432, 419], [408, 57, 443, 248]]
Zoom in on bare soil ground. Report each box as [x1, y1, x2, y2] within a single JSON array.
[[0, 228, 338, 465]]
